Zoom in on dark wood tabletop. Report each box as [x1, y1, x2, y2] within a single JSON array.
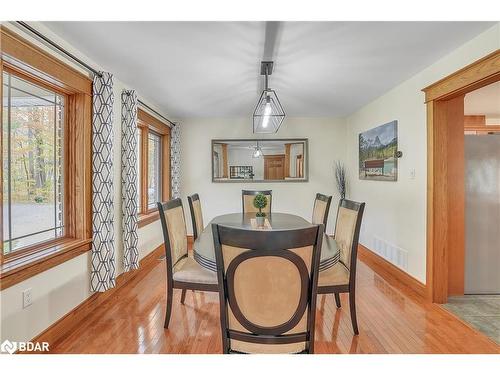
[[193, 212, 339, 272]]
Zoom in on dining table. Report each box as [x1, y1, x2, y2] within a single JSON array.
[[193, 212, 340, 272]]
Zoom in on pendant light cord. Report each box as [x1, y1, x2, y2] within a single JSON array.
[[264, 66, 269, 90]]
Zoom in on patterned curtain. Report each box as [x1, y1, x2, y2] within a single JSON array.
[[121, 90, 139, 271], [171, 123, 181, 199], [91, 72, 116, 292]]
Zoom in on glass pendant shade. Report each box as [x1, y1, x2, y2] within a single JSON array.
[[253, 89, 285, 134], [252, 141, 263, 158]]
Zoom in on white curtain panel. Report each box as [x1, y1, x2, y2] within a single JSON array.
[[91, 72, 116, 292], [121, 90, 139, 271], [171, 123, 181, 199]]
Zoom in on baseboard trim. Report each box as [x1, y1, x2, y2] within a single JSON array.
[[358, 244, 428, 300], [31, 244, 165, 348]]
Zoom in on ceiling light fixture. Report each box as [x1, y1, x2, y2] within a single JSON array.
[[252, 141, 263, 158], [253, 61, 285, 134]]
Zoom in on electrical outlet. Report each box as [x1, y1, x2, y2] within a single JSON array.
[[23, 288, 32, 308]]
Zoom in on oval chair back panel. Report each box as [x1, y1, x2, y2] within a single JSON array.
[[212, 224, 324, 354]]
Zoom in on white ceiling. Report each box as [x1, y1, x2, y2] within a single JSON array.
[[43, 21, 495, 119], [465, 81, 500, 117]]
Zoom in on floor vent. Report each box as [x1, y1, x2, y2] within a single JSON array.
[[372, 236, 408, 271]]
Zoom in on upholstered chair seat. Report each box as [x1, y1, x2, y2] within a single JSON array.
[[318, 262, 350, 287], [158, 198, 219, 329], [317, 199, 365, 335], [173, 257, 218, 284]]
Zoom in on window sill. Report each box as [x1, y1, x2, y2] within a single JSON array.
[[0, 238, 92, 290], [138, 210, 160, 228]]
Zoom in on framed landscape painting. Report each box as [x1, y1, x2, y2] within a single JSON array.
[[359, 120, 398, 181]]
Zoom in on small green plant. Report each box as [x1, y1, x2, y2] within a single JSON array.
[[253, 193, 268, 217], [34, 196, 44, 203]]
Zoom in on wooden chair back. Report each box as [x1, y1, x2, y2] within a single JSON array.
[[212, 223, 324, 354]]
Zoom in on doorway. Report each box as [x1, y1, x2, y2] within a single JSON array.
[[423, 50, 500, 304], [463, 82, 500, 294]]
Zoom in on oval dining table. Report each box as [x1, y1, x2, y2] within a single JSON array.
[[193, 212, 340, 272]]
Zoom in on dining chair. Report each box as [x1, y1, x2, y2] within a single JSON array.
[[241, 190, 272, 214], [317, 199, 365, 335], [157, 198, 218, 328], [312, 193, 332, 227], [212, 223, 324, 354], [187, 193, 204, 241]]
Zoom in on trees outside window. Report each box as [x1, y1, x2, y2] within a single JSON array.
[[2, 71, 64, 254]]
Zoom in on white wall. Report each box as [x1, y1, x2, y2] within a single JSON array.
[[227, 147, 265, 180], [181, 117, 347, 235], [0, 22, 166, 343], [345, 23, 500, 283]]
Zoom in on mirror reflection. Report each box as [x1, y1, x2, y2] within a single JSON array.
[[212, 139, 308, 182]]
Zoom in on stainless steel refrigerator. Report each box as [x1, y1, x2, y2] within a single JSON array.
[[465, 134, 500, 294]]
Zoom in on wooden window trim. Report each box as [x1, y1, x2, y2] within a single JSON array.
[[0, 26, 92, 289], [137, 109, 171, 228]]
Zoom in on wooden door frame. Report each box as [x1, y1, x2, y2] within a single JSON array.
[[423, 50, 500, 303]]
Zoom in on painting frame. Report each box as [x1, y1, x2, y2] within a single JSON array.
[[359, 120, 398, 181]]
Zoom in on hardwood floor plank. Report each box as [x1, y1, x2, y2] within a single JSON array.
[[46, 257, 499, 354]]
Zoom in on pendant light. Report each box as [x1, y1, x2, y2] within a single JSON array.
[[253, 61, 285, 134], [252, 141, 263, 158]]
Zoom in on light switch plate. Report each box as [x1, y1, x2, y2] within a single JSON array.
[[23, 288, 32, 308], [410, 168, 416, 179]]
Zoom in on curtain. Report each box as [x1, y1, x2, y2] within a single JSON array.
[[121, 90, 139, 271], [91, 72, 116, 292], [171, 123, 181, 199]]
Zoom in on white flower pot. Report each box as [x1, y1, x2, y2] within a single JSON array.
[[255, 216, 265, 227]]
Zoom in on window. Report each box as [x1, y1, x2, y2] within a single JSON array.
[[2, 71, 65, 255], [1, 26, 92, 289], [137, 109, 170, 227]]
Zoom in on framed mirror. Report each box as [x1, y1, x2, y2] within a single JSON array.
[[212, 139, 308, 183]]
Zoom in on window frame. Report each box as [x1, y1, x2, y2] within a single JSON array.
[[2, 67, 68, 260], [137, 108, 171, 228], [0, 26, 92, 289]]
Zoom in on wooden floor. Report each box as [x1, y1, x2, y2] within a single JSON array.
[[49, 255, 499, 354]]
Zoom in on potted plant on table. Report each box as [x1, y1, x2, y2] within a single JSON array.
[[253, 193, 268, 227]]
